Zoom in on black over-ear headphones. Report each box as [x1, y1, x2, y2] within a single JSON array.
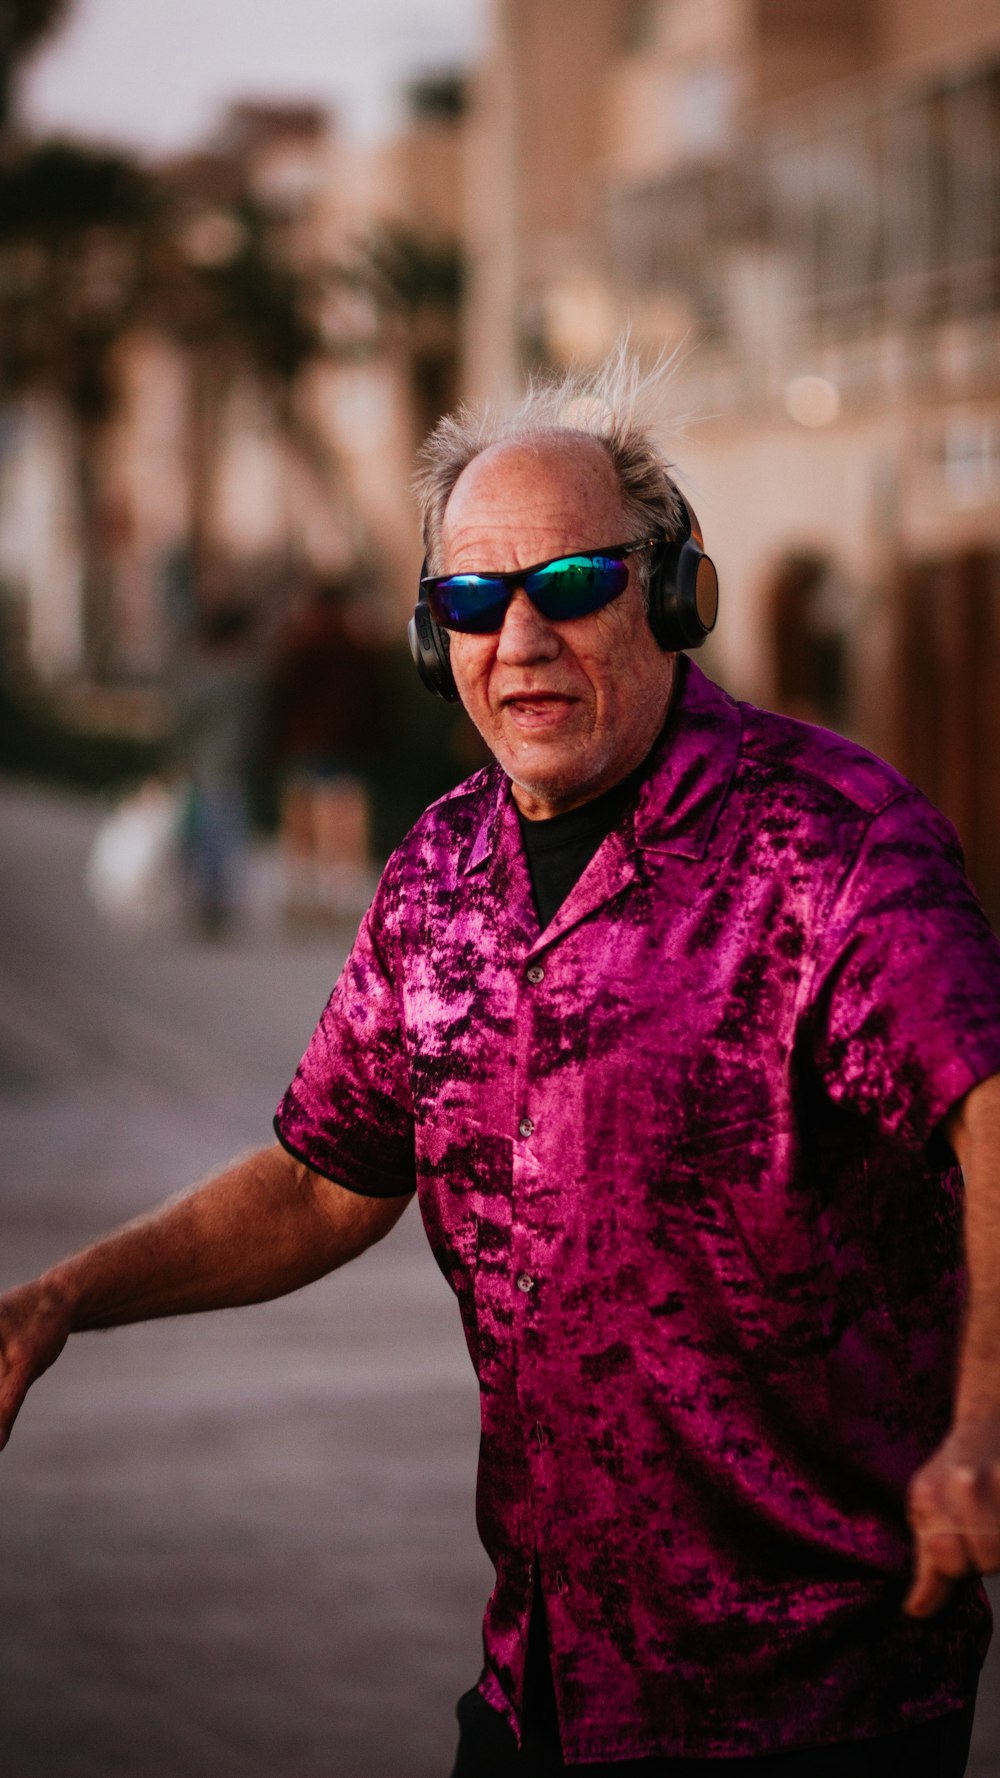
[[408, 588, 460, 702], [646, 497, 719, 653], [408, 495, 719, 702]]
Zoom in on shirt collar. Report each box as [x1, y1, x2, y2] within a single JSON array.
[[460, 656, 742, 876], [633, 656, 742, 859]]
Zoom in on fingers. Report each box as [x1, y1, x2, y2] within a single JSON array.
[[904, 1520, 974, 1617], [905, 1455, 1000, 1618], [0, 1282, 74, 1454], [903, 1540, 958, 1618], [0, 1381, 28, 1451], [0, 1340, 32, 1452]]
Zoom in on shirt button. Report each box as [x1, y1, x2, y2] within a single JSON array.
[[518, 1116, 535, 1138], [526, 964, 545, 985], [516, 1272, 536, 1294]]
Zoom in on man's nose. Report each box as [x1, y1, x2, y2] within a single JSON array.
[[495, 588, 560, 664]]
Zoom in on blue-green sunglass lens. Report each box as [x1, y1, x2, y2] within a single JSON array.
[[430, 575, 508, 632], [527, 555, 630, 618]]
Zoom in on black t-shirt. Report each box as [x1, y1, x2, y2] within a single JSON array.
[[515, 761, 646, 929]]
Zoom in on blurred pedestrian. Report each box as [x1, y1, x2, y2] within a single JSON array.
[[3, 353, 1000, 1775], [171, 600, 260, 937], [267, 577, 382, 920]]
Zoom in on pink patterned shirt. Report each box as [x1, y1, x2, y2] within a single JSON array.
[[276, 660, 1000, 1761]]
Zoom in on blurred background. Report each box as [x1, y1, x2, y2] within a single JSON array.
[[1, 0, 998, 895], [1, 1, 999, 1774]]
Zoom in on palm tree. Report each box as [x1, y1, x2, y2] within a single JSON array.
[[0, 138, 157, 672], [344, 74, 467, 444], [0, 0, 74, 138], [347, 226, 464, 444], [0, 134, 331, 676], [147, 174, 328, 608]]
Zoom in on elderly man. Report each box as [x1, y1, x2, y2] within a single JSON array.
[[2, 366, 1000, 1776]]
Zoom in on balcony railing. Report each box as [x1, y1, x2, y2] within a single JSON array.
[[606, 56, 1000, 346]]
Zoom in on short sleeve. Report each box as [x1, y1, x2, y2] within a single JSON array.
[[805, 791, 1000, 1151], [274, 889, 416, 1197]]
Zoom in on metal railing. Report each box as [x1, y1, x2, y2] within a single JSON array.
[[606, 56, 1000, 347]]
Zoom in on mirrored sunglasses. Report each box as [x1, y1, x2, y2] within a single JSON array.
[[421, 537, 660, 635]]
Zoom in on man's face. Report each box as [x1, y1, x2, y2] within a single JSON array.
[[440, 436, 676, 819]]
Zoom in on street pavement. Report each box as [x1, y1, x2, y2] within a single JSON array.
[[0, 780, 997, 1777], [0, 781, 489, 1778]]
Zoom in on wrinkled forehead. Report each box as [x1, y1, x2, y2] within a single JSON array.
[[441, 435, 630, 570]]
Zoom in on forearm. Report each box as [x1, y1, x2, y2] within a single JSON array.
[[43, 1143, 411, 1332], [946, 1072, 1000, 1421], [903, 1071, 1000, 1616]]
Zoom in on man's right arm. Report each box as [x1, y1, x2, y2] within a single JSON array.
[[0, 1142, 412, 1449]]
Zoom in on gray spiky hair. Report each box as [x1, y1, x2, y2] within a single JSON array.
[[414, 343, 686, 578]]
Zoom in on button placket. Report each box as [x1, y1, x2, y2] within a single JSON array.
[[510, 941, 550, 1447]]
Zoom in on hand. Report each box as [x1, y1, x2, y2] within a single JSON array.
[[0, 1278, 74, 1451], [904, 1423, 1000, 1616]]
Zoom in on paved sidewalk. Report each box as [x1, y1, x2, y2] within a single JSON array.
[[0, 782, 488, 1778]]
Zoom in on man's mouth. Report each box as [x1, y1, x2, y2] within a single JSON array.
[[501, 691, 577, 726]]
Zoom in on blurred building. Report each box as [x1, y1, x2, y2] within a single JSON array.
[[464, 0, 1000, 907], [3, 3, 997, 903], [308, 73, 466, 608], [0, 82, 466, 697]]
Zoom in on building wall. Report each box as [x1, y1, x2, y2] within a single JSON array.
[[459, 0, 1000, 900], [877, 0, 1000, 71], [464, 0, 626, 404]]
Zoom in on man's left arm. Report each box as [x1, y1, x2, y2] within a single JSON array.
[[905, 1070, 1000, 1616]]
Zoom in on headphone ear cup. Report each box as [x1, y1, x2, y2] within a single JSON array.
[[409, 553, 459, 700], [646, 503, 719, 652], [408, 601, 459, 701]]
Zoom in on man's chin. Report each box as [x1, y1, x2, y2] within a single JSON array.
[[508, 757, 606, 820]]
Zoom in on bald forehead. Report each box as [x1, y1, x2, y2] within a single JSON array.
[[441, 434, 628, 568]]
